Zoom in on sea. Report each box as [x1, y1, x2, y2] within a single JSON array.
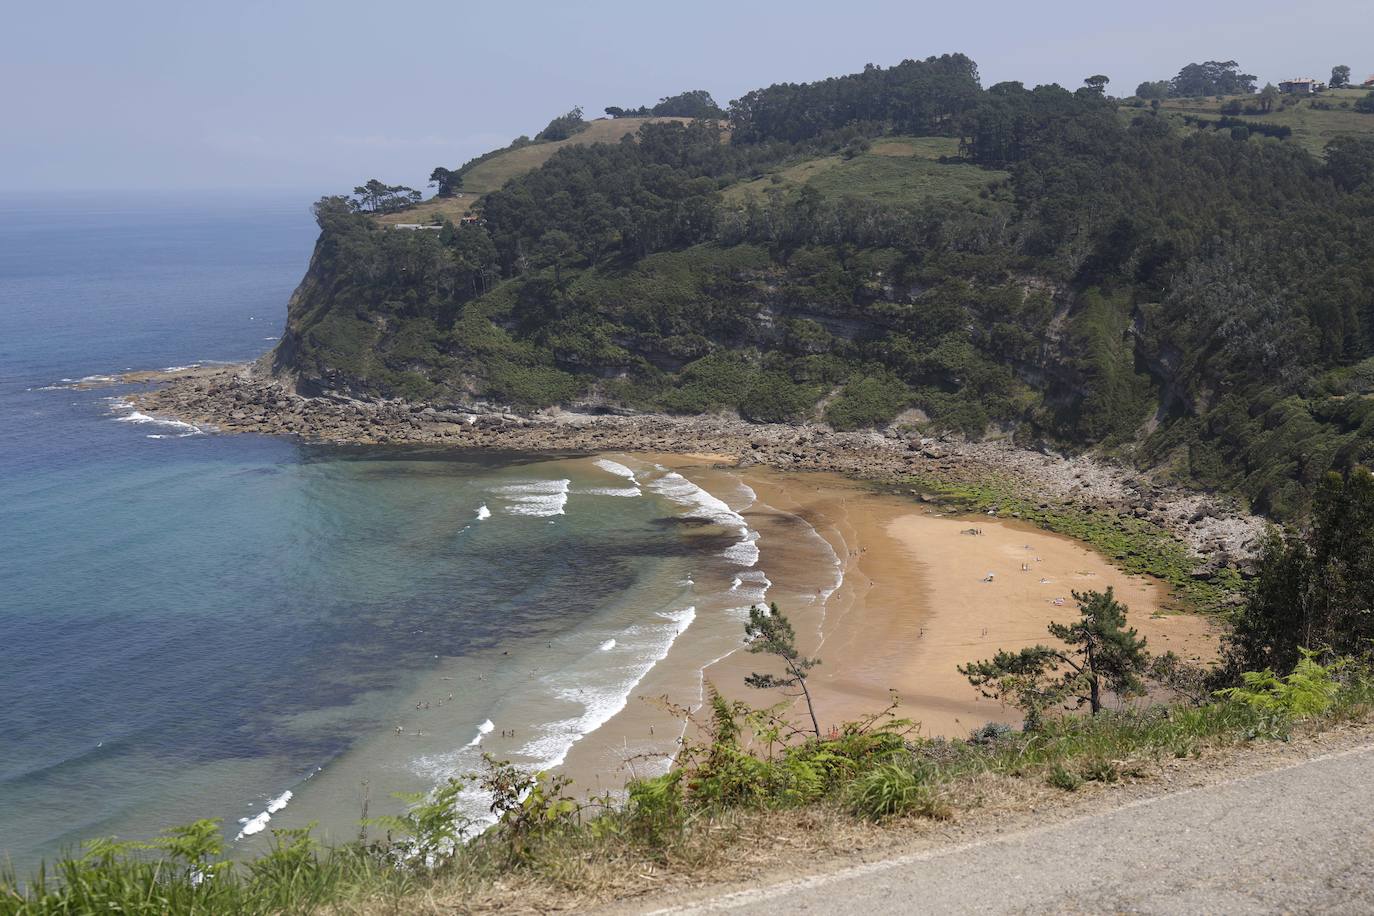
[[0, 191, 811, 873]]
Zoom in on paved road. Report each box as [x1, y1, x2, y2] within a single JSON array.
[[645, 743, 1374, 915]]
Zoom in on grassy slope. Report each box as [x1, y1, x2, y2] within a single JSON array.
[[377, 117, 699, 226], [1148, 89, 1374, 155], [461, 116, 696, 192], [723, 135, 1008, 208]]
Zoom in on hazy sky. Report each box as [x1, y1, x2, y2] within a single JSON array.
[[5, 0, 1370, 192]]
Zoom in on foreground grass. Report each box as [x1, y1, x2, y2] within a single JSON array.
[[5, 664, 1371, 915]]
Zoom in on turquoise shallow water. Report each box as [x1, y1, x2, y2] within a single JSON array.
[[0, 193, 735, 871]]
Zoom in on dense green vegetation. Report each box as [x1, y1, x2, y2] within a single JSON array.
[[277, 53, 1374, 519], [605, 89, 725, 119], [1228, 468, 1374, 675]]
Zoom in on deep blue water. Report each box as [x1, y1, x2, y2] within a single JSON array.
[[0, 193, 707, 871]]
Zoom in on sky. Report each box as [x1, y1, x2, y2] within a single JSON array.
[[5, 0, 1371, 193]]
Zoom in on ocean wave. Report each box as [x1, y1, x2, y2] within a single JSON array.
[[115, 411, 203, 435], [581, 486, 642, 498], [411, 604, 697, 832], [494, 479, 570, 517], [235, 789, 293, 840], [723, 530, 761, 566], [466, 719, 496, 747], [475, 505, 491, 520], [729, 569, 772, 605], [646, 471, 760, 567], [517, 605, 696, 771], [593, 458, 638, 481]]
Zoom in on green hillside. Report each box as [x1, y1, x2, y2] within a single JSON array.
[[1149, 88, 1374, 154], [279, 54, 1374, 519], [376, 116, 697, 226]]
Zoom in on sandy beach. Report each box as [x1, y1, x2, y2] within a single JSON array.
[[554, 461, 1220, 795]]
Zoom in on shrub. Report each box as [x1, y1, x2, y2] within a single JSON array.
[[739, 372, 822, 423], [845, 762, 947, 820], [825, 373, 912, 430], [1047, 762, 1084, 791], [1216, 650, 1346, 727], [968, 721, 1013, 745]]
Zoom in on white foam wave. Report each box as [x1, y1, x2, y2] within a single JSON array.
[[162, 364, 200, 372], [234, 790, 293, 840], [723, 530, 761, 566], [466, 718, 496, 747], [115, 411, 203, 435], [727, 569, 773, 615], [411, 604, 697, 832], [494, 479, 570, 517], [582, 486, 642, 498], [593, 458, 638, 480], [646, 472, 759, 567], [475, 505, 491, 520], [516, 605, 695, 770]]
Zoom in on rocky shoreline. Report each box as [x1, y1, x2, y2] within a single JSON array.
[[118, 363, 1267, 573]]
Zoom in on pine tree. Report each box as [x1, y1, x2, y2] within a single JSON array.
[[743, 603, 822, 737], [960, 588, 1149, 726]]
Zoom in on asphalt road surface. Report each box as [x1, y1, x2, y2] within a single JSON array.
[[643, 743, 1374, 915]]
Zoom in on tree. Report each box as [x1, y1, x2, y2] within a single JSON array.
[[743, 603, 821, 737], [537, 107, 586, 141], [1083, 74, 1110, 95], [1169, 60, 1257, 97], [429, 167, 461, 197], [1259, 83, 1280, 113], [959, 588, 1149, 727], [1135, 80, 1169, 100], [351, 178, 421, 213], [1228, 469, 1374, 676], [651, 89, 725, 118], [532, 229, 578, 285], [1356, 91, 1374, 114], [1325, 137, 1374, 192], [1331, 65, 1351, 89]]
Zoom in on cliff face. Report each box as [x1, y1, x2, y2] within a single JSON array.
[[269, 216, 1150, 453]]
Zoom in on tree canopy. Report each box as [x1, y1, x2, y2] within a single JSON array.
[[960, 588, 1149, 727], [1169, 60, 1257, 97], [537, 107, 587, 142], [1228, 469, 1374, 676], [350, 179, 421, 213], [606, 89, 726, 119]]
